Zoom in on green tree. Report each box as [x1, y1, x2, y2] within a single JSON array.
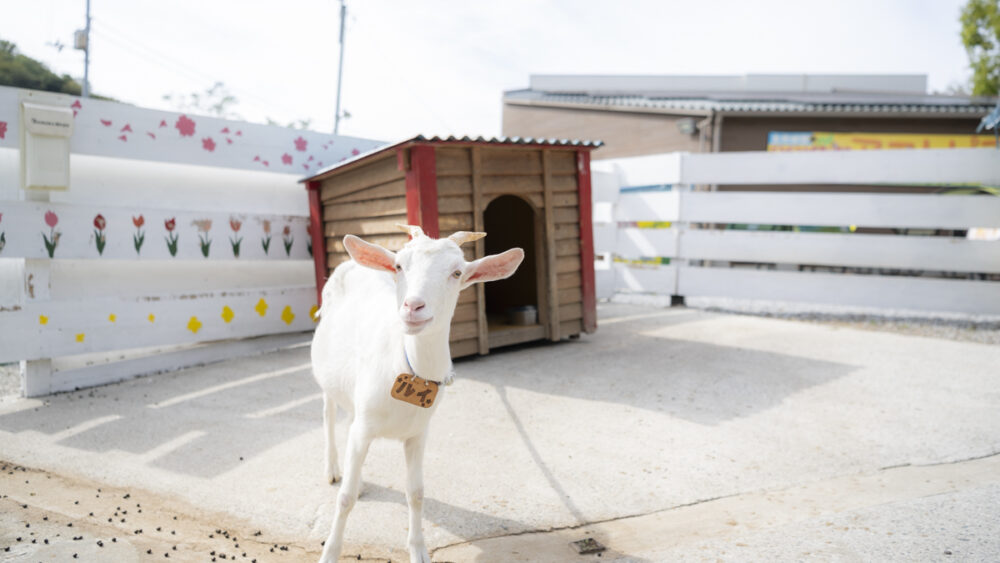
[[0, 39, 83, 95], [163, 82, 241, 119], [961, 0, 1000, 95]]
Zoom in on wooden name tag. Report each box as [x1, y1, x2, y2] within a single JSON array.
[[391, 374, 439, 408]]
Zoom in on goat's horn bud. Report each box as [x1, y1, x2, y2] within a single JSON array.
[[448, 231, 487, 246], [395, 224, 425, 238]]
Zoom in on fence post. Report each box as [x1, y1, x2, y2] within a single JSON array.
[[19, 189, 54, 396], [670, 185, 689, 306]]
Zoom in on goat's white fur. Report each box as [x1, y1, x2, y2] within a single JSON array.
[[312, 226, 523, 563]]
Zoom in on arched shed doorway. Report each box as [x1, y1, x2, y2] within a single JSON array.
[[483, 194, 545, 346]]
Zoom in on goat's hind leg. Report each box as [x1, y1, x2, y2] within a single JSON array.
[[404, 434, 430, 563], [322, 391, 342, 484]]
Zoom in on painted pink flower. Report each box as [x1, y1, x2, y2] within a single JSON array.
[[294, 136, 308, 151], [0, 121, 7, 139], [118, 135, 128, 142], [221, 127, 230, 134], [261, 219, 271, 234], [192, 219, 213, 233], [133, 215, 145, 228], [147, 132, 156, 139], [281, 153, 293, 165], [71, 100, 82, 109], [121, 123, 133, 133], [282, 225, 291, 237], [100, 119, 112, 127], [159, 119, 168, 127], [351, 148, 360, 156], [165, 217, 176, 231], [202, 137, 216, 152], [175, 115, 196, 137], [45, 211, 59, 228], [93, 214, 106, 230], [253, 155, 261, 162], [230, 218, 242, 232]]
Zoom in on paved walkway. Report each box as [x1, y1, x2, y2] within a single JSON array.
[[1, 303, 998, 561]]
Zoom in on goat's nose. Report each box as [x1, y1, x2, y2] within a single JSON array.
[[403, 297, 426, 312]]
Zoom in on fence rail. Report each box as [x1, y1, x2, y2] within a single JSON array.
[[593, 148, 1000, 315]]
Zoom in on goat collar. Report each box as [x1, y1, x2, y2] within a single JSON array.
[[403, 346, 453, 385]]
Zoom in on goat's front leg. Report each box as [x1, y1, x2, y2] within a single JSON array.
[[404, 433, 430, 563], [318, 424, 372, 563]]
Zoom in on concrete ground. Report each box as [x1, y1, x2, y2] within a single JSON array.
[[1, 302, 998, 562]]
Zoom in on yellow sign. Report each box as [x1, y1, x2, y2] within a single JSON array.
[[767, 131, 997, 151]]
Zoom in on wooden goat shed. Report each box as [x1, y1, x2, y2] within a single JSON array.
[[303, 135, 602, 358]]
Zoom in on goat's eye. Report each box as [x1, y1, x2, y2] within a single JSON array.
[[395, 264, 402, 272], [452, 270, 462, 279]]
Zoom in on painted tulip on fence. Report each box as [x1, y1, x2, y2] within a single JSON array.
[[164, 217, 179, 256], [42, 211, 60, 258], [229, 217, 243, 258], [261, 219, 272, 255], [93, 214, 108, 255], [132, 215, 145, 255], [282, 224, 293, 257], [193, 219, 212, 258]]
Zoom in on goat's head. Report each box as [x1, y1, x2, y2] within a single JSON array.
[[343, 224, 524, 335]]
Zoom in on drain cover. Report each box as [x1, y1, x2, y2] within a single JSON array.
[[570, 537, 606, 555]]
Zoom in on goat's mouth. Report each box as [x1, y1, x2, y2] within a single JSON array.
[[401, 316, 434, 333]]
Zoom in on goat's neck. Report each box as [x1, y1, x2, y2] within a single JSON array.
[[403, 330, 452, 383]]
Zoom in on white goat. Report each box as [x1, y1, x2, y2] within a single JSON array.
[[312, 224, 524, 563]]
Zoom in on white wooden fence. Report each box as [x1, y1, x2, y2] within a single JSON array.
[[0, 86, 383, 396], [592, 149, 1000, 316]]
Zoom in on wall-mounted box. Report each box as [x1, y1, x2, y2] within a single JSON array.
[[20, 101, 74, 190]]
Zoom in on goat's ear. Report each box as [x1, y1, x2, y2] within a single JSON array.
[[462, 248, 524, 288], [343, 235, 396, 273]]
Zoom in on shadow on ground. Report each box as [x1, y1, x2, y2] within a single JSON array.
[[0, 347, 322, 479]]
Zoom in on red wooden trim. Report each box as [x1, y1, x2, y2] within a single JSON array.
[[403, 144, 440, 238], [576, 150, 597, 333], [306, 180, 329, 306]]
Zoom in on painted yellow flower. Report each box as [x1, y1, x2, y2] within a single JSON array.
[[108, 313, 117, 323], [75, 333, 85, 343], [38, 315, 49, 325], [309, 304, 319, 322], [255, 298, 268, 317], [148, 313, 155, 323], [281, 305, 295, 325], [187, 316, 202, 333], [221, 306, 235, 323]]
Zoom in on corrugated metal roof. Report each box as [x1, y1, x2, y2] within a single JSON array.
[[302, 134, 602, 182], [504, 89, 996, 116], [410, 134, 603, 147]]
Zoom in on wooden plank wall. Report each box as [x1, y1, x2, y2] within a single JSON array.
[[438, 145, 586, 356], [319, 154, 409, 270], [545, 149, 585, 338], [435, 147, 481, 358]]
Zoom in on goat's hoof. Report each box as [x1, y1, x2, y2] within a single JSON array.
[[408, 546, 431, 563], [326, 469, 342, 484]]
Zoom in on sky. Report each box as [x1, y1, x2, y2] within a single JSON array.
[[3, 0, 975, 143]]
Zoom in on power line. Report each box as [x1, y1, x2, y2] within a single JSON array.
[[90, 18, 309, 122]]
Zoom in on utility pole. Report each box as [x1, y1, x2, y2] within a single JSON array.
[[74, 0, 92, 97], [333, 0, 346, 134]]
